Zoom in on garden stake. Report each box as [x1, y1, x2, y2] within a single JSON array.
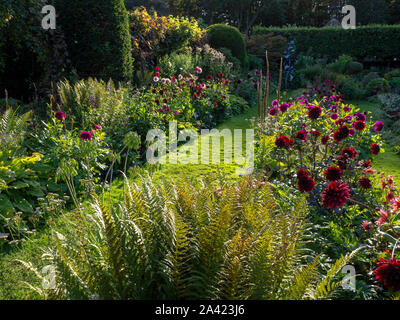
[[277, 57, 283, 102], [264, 50, 270, 121], [4, 89, 8, 109]]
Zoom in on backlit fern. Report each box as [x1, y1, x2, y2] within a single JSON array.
[[20, 174, 360, 300]]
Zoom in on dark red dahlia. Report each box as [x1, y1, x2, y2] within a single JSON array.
[[55, 110, 66, 121], [324, 166, 342, 181], [297, 168, 309, 179], [275, 135, 291, 148], [371, 143, 380, 155], [358, 177, 372, 189], [333, 126, 350, 142], [336, 156, 348, 170], [321, 181, 350, 209], [218, 72, 224, 78], [361, 160, 372, 168], [295, 129, 308, 141], [206, 75, 213, 81], [341, 147, 358, 159], [80, 131, 92, 141], [307, 106, 322, 120], [353, 120, 366, 131], [311, 130, 321, 138], [374, 257, 400, 292], [321, 135, 330, 145], [298, 176, 315, 193]]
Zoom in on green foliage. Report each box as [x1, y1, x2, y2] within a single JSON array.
[[365, 78, 390, 97], [246, 33, 287, 71], [206, 24, 247, 66], [346, 62, 364, 75], [384, 69, 400, 81], [0, 0, 68, 98], [57, 78, 130, 130], [55, 0, 133, 81], [253, 25, 400, 62], [336, 76, 365, 100], [327, 55, 354, 74], [129, 6, 203, 71], [21, 174, 354, 300], [362, 72, 381, 88]]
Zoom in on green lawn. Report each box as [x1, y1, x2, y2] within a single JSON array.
[[355, 100, 400, 181]]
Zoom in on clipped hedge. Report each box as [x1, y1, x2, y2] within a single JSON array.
[[206, 24, 247, 66], [55, 0, 133, 82], [253, 25, 400, 62]]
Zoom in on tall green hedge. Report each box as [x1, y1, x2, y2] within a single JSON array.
[[0, 0, 68, 100], [253, 25, 400, 62], [206, 24, 247, 66], [55, 0, 133, 82]]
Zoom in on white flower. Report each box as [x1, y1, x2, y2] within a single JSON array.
[[153, 76, 159, 82]]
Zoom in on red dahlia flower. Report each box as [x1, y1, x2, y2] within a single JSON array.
[[55, 110, 66, 121], [371, 143, 380, 155], [307, 106, 322, 120], [336, 156, 348, 170], [353, 120, 366, 131], [298, 176, 315, 193], [374, 257, 400, 292], [297, 168, 309, 179], [341, 147, 358, 159], [361, 220, 373, 232], [321, 181, 350, 209], [80, 131, 92, 141], [321, 135, 330, 145], [358, 177, 372, 189], [324, 166, 342, 181], [275, 135, 291, 148], [295, 129, 308, 141]]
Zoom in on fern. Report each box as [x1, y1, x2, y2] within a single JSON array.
[[20, 174, 361, 300]]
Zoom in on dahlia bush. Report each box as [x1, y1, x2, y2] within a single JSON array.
[[255, 86, 400, 296]]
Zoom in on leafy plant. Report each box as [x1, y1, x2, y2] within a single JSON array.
[[20, 174, 358, 300]]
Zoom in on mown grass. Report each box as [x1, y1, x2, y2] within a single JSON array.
[[353, 99, 400, 182]]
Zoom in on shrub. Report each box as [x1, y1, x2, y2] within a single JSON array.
[[346, 61, 364, 75], [206, 24, 247, 66], [0, 109, 65, 238], [0, 0, 68, 99], [129, 7, 203, 71], [336, 76, 365, 100], [158, 52, 195, 78], [21, 174, 358, 300], [361, 72, 381, 88], [327, 55, 353, 74], [246, 33, 287, 71], [247, 54, 264, 71], [384, 69, 400, 81], [365, 78, 390, 97], [252, 25, 400, 62], [55, 0, 133, 81]]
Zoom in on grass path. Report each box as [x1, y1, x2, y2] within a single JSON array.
[[352, 100, 400, 181]]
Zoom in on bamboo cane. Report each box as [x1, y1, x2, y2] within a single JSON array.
[[264, 50, 270, 121], [277, 57, 283, 102]]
